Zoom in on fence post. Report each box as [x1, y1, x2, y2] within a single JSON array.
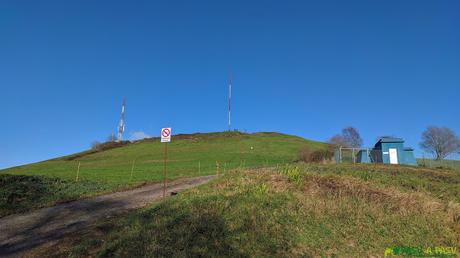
[[198, 161, 201, 174], [367, 148, 370, 163], [339, 146, 342, 163], [352, 148, 355, 164], [216, 161, 220, 175], [75, 162, 81, 182], [129, 159, 136, 182]]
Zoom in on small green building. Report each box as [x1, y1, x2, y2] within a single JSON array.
[[363, 137, 416, 165]]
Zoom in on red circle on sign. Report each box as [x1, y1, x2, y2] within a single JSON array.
[[162, 128, 171, 137]]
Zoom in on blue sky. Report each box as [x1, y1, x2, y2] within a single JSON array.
[[1, 0, 459, 169]]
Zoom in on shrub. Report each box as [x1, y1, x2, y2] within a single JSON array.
[[90, 140, 130, 152], [298, 148, 334, 163]]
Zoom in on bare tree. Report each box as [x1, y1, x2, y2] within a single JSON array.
[[342, 127, 363, 147], [420, 126, 460, 160], [455, 137, 460, 155], [329, 135, 348, 147], [329, 127, 363, 148]]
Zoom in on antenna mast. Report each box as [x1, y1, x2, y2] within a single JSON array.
[[228, 73, 232, 131], [117, 98, 126, 142]]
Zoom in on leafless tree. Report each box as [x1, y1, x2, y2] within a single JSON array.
[[329, 127, 363, 148], [420, 126, 460, 160], [455, 138, 460, 155], [329, 135, 348, 147]]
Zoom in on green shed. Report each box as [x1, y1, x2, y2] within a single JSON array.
[[370, 137, 416, 165]]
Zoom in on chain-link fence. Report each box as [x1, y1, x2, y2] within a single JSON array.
[[335, 148, 460, 171], [335, 147, 373, 164], [417, 155, 460, 171]]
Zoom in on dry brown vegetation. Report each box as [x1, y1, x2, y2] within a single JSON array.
[[298, 147, 335, 163]]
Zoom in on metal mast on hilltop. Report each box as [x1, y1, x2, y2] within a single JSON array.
[[117, 98, 126, 142]]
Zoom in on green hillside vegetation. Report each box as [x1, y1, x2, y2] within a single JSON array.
[[36, 164, 460, 257], [0, 132, 324, 216], [0, 174, 109, 217]]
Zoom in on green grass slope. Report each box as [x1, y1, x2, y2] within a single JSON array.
[[35, 164, 460, 257], [0, 131, 324, 216], [0, 174, 110, 217]]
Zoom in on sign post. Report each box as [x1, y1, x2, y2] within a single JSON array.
[[161, 128, 171, 198]]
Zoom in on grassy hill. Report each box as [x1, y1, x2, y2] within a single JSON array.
[[2, 131, 460, 256], [0, 131, 324, 216], [32, 164, 460, 257]]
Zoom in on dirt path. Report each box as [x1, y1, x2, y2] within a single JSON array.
[[0, 175, 216, 257]]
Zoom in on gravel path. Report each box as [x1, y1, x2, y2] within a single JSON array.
[[0, 175, 216, 257]]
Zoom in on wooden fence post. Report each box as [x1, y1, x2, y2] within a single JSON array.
[[75, 162, 81, 182], [129, 159, 136, 182]]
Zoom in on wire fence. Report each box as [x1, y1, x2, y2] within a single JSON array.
[[417, 156, 460, 171], [20, 157, 287, 186], [335, 147, 374, 164], [335, 149, 460, 171]]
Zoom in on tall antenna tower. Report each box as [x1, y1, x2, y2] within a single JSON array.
[[228, 73, 232, 131], [117, 98, 126, 142]]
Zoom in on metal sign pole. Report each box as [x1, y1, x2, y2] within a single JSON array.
[[163, 142, 168, 198], [160, 127, 171, 199]]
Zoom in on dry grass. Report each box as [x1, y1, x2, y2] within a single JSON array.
[[295, 163, 460, 203], [300, 174, 460, 223]]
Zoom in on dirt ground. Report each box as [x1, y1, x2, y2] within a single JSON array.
[[0, 175, 216, 257]]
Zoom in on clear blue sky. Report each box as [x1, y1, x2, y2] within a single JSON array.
[[1, 0, 459, 169]]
